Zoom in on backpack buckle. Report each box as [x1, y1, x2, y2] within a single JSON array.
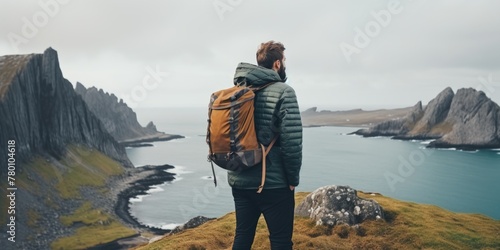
[[225, 152, 235, 160]]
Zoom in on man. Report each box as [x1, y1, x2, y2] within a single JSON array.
[[229, 41, 303, 250]]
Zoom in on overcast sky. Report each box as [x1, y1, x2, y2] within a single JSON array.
[[1, 0, 500, 110]]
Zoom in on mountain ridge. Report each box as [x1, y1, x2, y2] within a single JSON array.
[[74, 82, 183, 143]]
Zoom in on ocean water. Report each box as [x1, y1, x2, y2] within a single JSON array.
[[127, 107, 500, 229]]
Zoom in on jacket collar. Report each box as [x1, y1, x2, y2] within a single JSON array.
[[233, 62, 283, 86]]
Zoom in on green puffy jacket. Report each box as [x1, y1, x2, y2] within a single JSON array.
[[227, 62, 303, 189]]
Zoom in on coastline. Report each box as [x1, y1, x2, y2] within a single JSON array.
[[110, 164, 176, 235], [93, 133, 186, 248], [89, 164, 178, 249], [119, 133, 185, 147]]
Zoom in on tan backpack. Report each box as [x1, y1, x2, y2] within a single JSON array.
[[206, 82, 277, 193]]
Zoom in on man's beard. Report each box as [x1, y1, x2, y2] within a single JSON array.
[[278, 62, 287, 82]]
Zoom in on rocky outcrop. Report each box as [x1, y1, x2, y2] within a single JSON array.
[[354, 101, 424, 137], [296, 185, 384, 227], [75, 82, 175, 142], [0, 48, 131, 166], [169, 216, 215, 235], [353, 87, 500, 150], [429, 88, 500, 149], [410, 87, 454, 135], [114, 165, 176, 235], [301, 107, 319, 116]]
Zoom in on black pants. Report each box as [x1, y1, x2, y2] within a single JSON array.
[[232, 187, 295, 250]]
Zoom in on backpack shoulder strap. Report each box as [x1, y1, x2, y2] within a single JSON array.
[[256, 134, 279, 193]]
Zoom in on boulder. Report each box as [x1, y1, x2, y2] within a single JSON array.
[[295, 185, 384, 227], [169, 216, 215, 235]]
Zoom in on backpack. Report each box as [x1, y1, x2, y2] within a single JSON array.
[[206, 82, 278, 193]]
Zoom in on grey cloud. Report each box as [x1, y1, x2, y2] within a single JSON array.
[[1, 0, 499, 108]]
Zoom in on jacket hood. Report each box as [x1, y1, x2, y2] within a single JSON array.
[[233, 62, 283, 86]]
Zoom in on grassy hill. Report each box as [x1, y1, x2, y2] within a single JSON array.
[[135, 192, 500, 250], [0, 145, 136, 249]]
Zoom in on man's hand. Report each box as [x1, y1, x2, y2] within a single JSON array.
[[289, 185, 295, 191]]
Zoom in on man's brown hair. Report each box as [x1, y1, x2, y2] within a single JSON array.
[[256, 41, 285, 69]]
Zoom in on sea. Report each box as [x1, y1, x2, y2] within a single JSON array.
[[126, 107, 500, 230]]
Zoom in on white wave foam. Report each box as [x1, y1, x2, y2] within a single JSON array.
[[130, 194, 150, 203], [463, 150, 479, 153], [171, 177, 184, 183], [420, 140, 435, 145], [346, 133, 360, 137], [147, 185, 165, 193], [436, 148, 457, 151], [160, 223, 181, 230], [167, 165, 193, 175]]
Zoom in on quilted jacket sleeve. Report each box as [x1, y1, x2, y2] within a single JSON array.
[[278, 87, 303, 186]]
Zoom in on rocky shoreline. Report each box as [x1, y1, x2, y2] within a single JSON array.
[[113, 164, 176, 235], [80, 164, 179, 250]]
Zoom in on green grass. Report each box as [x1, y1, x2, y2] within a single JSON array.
[[26, 209, 41, 228], [19, 145, 124, 199], [59, 202, 109, 226], [52, 202, 136, 250], [22, 157, 59, 183], [136, 192, 500, 250], [46, 146, 135, 249], [57, 145, 124, 198]]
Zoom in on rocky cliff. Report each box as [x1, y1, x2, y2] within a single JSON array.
[[353, 87, 500, 150], [0, 48, 131, 167], [75, 82, 168, 142], [0, 48, 140, 249]]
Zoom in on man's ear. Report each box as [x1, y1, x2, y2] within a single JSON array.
[[272, 60, 281, 72]]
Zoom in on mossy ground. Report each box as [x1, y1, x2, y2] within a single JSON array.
[[137, 192, 500, 250], [13, 145, 136, 249], [51, 202, 136, 250]]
